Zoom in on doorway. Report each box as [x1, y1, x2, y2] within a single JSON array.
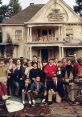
[[41, 49, 48, 61]]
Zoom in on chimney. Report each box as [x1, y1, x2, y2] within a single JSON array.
[[30, 3, 34, 6]]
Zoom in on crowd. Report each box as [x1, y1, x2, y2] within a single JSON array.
[[0, 54, 82, 106]]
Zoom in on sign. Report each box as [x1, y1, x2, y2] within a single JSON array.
[[47, 9, 64, 22]]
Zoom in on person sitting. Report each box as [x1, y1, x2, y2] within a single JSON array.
[[22, 78, 31, 105], [47, 74, 64, 104], [30, 76, 46, 106]]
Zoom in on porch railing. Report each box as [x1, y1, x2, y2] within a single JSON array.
[[33, 36, 61, 43]]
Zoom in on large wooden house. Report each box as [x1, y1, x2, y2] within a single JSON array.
[[0, 0, 82, 61]]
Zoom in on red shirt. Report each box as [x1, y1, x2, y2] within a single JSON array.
[[44, 64, 56, 78], [75, 63, 82, 77]]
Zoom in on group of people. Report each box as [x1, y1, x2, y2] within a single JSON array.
[[0, 54, 82, 106]]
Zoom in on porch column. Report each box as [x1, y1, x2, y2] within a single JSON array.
[[59, 47, 62, 60], [61, 47, 64, 58], [59, 26, 61, 35], [29, 46, 32, 60], [27, 27, 30, 42], [29, 27, 32, 42], [64, 26, 66, 39]]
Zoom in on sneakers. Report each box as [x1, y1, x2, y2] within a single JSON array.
[[2, 95, 10, 100], [28, 101, 32, 105], [22, 100, 32, 106], [22, 100, 25, 105], [32, 100, 36, 106], [42, 99, 46, 104]]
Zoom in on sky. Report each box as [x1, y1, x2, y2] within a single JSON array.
[[2, 0, 75, 9]]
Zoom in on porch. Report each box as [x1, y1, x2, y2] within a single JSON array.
[[26, 24, 64, 43], [27, 44, 82, 61]]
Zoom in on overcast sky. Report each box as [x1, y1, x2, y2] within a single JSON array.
[[2, 0, 75, 9]]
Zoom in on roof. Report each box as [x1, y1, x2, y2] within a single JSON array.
[[2, 4, 44, 25]]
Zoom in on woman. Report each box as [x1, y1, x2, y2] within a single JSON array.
[[24, 61, 33, 78]]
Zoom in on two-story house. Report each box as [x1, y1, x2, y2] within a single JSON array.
[[1, 0, 82, 61]]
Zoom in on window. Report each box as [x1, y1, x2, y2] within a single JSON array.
[[15, 30, 22, 40], [66, 28, 73, 41], [66, 49, 74, 57]]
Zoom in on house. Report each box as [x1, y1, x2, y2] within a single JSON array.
[[0, 0, 82, 61]]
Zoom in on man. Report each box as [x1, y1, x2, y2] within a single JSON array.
[[29, 62, 42, 83], [7, 58, 13, 95], [57, 61, 66, 81], [44, 58, 56, 79], [30, 76, 46, 105], [22, 78, 31, 105], [16, 59, 25, 96], [9, 62, 19, 96], [47, 74, 64, 104], [32, 55, 37, 66]]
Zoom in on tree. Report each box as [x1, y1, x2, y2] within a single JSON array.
[[0, 0, 9, 23], [5, 33, 14, 57], [74, 0, 82, 16], [0, 0, 2, 4], [9, 0, 22, 16], [0, 5, 9, 23]]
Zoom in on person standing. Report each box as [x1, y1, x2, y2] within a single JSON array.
[[7, 58, 13, 95], [16, 59, 25, 96], [44, 58, 57, 79], [0, 60, 8, 85], [29, 62, 42, 83], [24, 61, 33, 78]]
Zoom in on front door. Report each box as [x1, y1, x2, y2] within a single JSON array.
[[41, 49, 48, 61]]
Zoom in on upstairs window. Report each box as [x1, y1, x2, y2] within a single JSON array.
[[66, 27, 73, 41], [15, 30, 22, 40]]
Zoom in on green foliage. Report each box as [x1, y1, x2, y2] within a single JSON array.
[[0, 0, 22, 23], [74, 0, 82, 16], [0, 5, 9, 23], [5, 33, 14, 57], [0, 0, 2, 4], [9, 0, 22, 16]]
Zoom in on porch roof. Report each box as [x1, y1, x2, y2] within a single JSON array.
[[0, 43, 18, 46]]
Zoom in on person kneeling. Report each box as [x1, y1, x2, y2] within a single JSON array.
[[47, 74, 64, 104], [22, 78, 31, 105], [30, 76, 46, 106]]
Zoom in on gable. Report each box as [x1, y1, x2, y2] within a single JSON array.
[[27, 0, 82, 24]]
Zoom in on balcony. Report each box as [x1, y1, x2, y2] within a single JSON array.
[[32, 36, 62, 43]]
